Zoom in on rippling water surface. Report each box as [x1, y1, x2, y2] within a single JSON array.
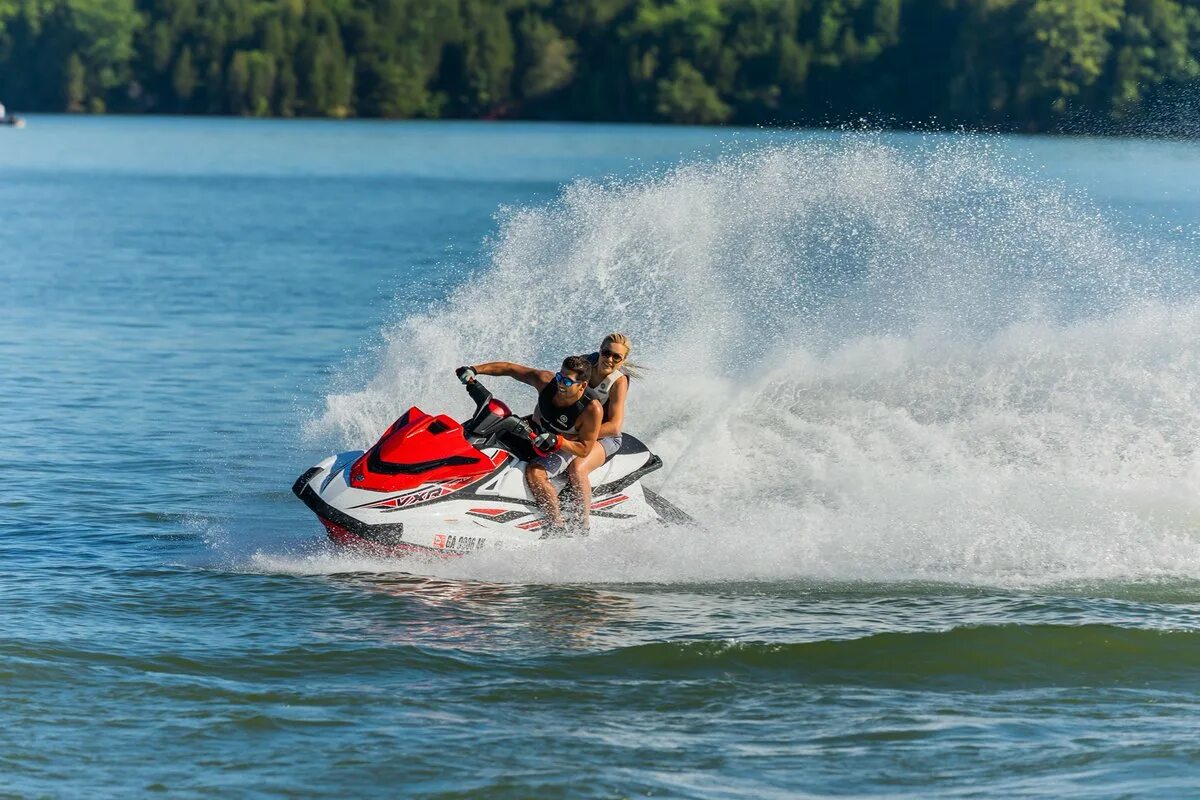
[[3, 117, 1199, 798]]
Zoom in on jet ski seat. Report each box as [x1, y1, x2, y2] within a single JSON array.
[[604, 433, 650, 464]]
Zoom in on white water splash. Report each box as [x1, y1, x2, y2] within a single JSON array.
[[299, 136, 1200, 585]]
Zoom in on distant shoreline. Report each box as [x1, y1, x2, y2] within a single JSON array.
[[3, 0, 1197, 142], [6, 111, 1196, 141]]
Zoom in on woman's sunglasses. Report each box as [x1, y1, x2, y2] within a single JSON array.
[[600, 348, 626, 361], [554, 372, 583, 387]]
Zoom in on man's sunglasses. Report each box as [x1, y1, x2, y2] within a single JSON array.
[[600, 348, 625, 361], [555, 372, 583, 387]]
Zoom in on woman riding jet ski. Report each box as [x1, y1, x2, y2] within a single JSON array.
[[292, 369, 690, 557]]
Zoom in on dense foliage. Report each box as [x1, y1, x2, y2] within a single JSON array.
[[1, 0, 1197, 131]]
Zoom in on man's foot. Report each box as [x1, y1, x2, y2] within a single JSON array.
[[539, 520, 591, 539], [538, 520, 568, 539]]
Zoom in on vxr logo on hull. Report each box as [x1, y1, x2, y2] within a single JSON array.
[[357, 482, 463, 512]]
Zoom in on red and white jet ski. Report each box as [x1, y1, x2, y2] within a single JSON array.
[[293, 378, 690, 557]]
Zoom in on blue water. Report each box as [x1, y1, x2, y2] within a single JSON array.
[[3, 117, 1200, 798]]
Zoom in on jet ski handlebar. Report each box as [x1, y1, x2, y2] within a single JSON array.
[[461, 378, 541, 458]]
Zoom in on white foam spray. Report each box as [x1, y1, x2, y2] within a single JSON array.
[[302, 136, 1200, 585]]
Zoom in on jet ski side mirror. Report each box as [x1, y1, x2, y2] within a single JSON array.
[[463, 379, 509, 435], [464, 377, 493, 410]]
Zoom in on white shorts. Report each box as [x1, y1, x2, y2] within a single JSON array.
[[530, 450, 574, 478], [530, 435, 623, 478]]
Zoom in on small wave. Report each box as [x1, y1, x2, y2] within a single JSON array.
[[12, 621, 1194, 688], [551, 624, 1200, 687]]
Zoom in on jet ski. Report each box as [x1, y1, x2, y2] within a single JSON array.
[[293, 378, 690, 557]]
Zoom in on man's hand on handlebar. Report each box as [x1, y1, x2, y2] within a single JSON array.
[[531, 431, 562, 455], [456, 366, 477, 384]]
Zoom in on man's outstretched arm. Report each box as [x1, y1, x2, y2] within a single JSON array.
[[461, 361, 553, 391]]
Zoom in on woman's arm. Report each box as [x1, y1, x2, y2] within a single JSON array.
[[471, 361, 553, 390], [597, 375, 628, 438]]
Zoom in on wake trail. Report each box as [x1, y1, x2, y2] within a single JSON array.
[[290, 135, 1199, 585]]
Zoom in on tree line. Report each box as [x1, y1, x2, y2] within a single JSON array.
[[0, 0, 1197, 132]]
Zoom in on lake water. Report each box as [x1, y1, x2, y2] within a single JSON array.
[[3, 116, 1200, 798]]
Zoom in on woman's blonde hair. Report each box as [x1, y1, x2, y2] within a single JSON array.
[[601, 332, 643, 380]]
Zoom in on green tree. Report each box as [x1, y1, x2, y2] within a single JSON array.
[[461, 0, 515, 114], [65, 51, 86, 111], [246, 50, 277, 115], [1108, 0, 1200, 116], [204, 57, 224, 112], [173, 44, 196, 107], [149, 20, 171, 72], [1018, 0, 1124, 120], [66, 0, 141, 107], [518, 15, 576, 99], [277, 59, 298, 116], [656, 58, 730, 123], [300, 9, 354, 117], [227, 49, 249, 113]]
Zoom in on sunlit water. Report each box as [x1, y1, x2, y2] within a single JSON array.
[[3, 117, 1199, 798]]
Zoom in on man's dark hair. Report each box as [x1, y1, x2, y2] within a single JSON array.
[[561, 354, 592, 381]]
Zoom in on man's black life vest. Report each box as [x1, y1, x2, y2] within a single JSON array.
[[534, 382, 593, 435]]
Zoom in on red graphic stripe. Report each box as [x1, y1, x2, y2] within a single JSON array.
[[590, 494, 629, 511], [468, 508, 508, 517]]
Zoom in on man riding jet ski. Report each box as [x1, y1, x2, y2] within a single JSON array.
[[456, 354, 601, 531], [292, 371, 690, 558]]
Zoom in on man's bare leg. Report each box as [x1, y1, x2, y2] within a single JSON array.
[[524, 463, 564, 529]]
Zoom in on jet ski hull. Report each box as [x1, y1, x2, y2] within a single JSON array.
[[292, 382, 688, 557], [294, 445, 667, 557]]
